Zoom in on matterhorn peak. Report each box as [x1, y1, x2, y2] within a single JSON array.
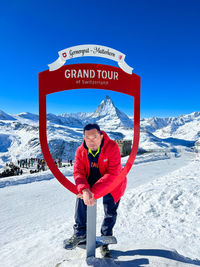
[[91, 96, 133, 128], [104, 95, 113, 101], [93, 95, 116, 118]]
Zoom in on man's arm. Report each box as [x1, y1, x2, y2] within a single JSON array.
[[73, 147, 90, 194], [91, 142, 122, 199], [73, 148, 96, 206]]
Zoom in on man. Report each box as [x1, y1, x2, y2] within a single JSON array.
[[64, 124, 127, 257]]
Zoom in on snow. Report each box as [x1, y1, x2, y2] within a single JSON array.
[[0, 96, 199, 167], [0, 151, 200, 266], [0, 96, 200, 266], [142, 112, 200, 141]]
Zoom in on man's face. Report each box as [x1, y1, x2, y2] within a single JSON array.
[[84, 129, 103, 151]]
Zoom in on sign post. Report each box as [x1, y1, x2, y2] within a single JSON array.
[[86, 204, 97, 258], [38, 44, 140, 260]]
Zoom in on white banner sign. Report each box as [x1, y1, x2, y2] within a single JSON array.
[[48, 44, 133, 74]]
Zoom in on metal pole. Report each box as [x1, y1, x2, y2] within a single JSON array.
[[86, 203, 97, 258]]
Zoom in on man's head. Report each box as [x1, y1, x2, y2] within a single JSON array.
[[84, 124, 103, 151]]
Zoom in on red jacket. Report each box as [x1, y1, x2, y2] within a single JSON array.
[[73, 131, 127, 203]]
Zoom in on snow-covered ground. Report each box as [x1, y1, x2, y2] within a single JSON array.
[[0, 151, 200, 266]]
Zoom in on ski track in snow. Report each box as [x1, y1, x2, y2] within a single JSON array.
[[0, 152, 200, 266]]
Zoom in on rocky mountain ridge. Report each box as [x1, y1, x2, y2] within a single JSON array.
[[0, 96, 199, 167]]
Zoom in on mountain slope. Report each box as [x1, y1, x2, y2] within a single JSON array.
[[0, 96, 199, 167], [0, 110, 16, 121], [141, 112, 200, 141], [90, 95, 133, 129]]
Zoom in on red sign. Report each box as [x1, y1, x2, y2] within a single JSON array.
[[39, 63, 140, 197]]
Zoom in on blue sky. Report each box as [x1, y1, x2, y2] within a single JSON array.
[[0, 0, 199, 118]]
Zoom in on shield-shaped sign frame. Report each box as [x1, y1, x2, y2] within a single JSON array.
[[39, 63, 140, 198]]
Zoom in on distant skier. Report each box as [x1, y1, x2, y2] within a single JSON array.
[[63, 124, 127, 257]]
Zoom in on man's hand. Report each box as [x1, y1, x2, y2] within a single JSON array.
[[82, 189, 96, 206], [76, 193, 83, 199]]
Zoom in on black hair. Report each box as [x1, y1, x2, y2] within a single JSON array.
[[84, 123, 101, 133]]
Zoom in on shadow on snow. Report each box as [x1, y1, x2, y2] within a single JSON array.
[[86, 248, 200, 266]]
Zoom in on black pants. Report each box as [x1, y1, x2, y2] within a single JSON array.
[[73, 193, 120, 237]]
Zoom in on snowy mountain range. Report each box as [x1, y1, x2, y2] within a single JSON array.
[[0, 96, 199, 167]]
